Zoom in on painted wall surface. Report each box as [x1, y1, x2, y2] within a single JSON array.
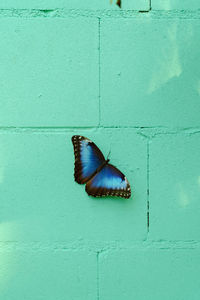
[[0, 1, 200, 299]]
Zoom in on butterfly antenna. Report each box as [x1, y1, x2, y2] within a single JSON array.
[[107, 150, 111, 160]]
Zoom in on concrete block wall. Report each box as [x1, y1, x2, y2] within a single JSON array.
[[0, 1, 200, 299]]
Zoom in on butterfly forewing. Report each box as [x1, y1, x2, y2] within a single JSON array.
[[85, 164, 131, 199], [72, 135, 106, 184]]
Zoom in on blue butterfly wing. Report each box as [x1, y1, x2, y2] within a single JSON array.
[[72, 135, 106, 184], [85, 164, 131, 198]]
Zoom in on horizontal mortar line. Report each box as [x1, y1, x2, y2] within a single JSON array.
[[0, 126, 97, 132], [102, 126, 200, 133], [0, 126, 97, 129], [0, 240, 200, 252], [0, 9, 199, 19], [0, 9, 150, 19], [0, 126, 159, 129], [0, 125, 200, 129], [0, 126, 200, 134]]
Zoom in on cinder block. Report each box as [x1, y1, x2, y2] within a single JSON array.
[[0, 18, 99, 126], [100, 249, 200, 300], [101, 18, 200, 127], [122, 0, 149, 10], [0, 0, 149, 10], [149, 134, 200, 240], [152, 0, 200, 10], [0, 129, 147, 242], [0, 249, 96, 300]]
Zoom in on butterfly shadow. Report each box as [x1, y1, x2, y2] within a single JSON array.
[[90, 194, 133, 204]]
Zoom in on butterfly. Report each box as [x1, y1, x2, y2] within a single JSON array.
[[116, 0, 121, 8], [110, 0, 121, 8], [71, 135, 131, 198]]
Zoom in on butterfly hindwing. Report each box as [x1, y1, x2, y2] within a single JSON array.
[[72, 135, 106, 184], [85, 164, 131, 199]]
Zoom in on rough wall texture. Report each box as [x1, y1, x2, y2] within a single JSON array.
[[0, 1, 200, 299]]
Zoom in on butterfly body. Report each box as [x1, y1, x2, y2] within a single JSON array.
[[72, 135, 131, 198]]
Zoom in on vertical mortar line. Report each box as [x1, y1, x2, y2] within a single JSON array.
[[149, 0, 152, 10], [98, 17, 101, 127], [97, 251, 100, 300], [147, 140, 150, 234]]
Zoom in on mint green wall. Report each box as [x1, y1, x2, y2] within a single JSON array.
[[0, 0, 149, 10], [0, 1, 200, 299]]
